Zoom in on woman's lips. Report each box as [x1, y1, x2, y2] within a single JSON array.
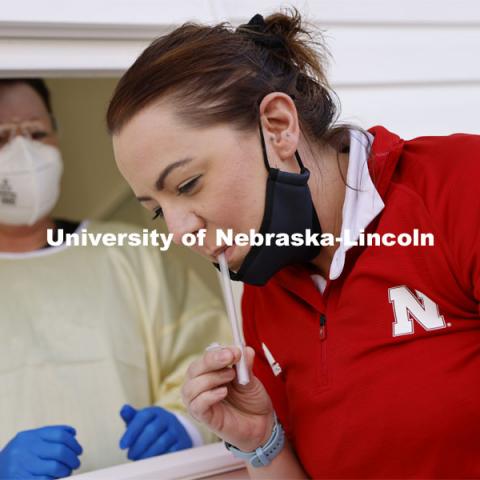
[[209, 245, 227, 260], [224, 245, 235, 262], [210, 245, 236, 265]]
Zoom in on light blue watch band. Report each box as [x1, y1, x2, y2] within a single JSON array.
[[225, 414, 285, 468]]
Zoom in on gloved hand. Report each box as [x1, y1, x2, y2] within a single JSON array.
[[0, 425, 82, 479], [119, 404, 193, 461]]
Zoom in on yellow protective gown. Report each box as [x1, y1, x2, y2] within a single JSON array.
[[0, 220, 231, 473]]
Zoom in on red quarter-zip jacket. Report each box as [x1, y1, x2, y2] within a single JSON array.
[[242, 126, 480, 479]]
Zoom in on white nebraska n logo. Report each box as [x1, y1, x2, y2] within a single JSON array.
[[388, 286, 446, 337]]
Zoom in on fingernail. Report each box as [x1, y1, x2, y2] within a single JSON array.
[[205, 342, 222, 352]]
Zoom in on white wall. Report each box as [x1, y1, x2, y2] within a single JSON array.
[[1, 0, 479, 137]]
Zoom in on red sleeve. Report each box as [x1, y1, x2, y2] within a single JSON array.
[[409, 134, 480, 315], [241, 285, 293, 439], [438, 135, 480, 314]]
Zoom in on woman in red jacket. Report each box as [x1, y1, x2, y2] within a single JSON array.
[[107, 10, 480, 479]]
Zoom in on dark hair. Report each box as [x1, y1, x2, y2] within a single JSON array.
[[0, 78, 53, 115], [107, 9, 350, 150]]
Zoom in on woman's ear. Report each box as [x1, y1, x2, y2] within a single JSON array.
[[259, 92, 300, 166]]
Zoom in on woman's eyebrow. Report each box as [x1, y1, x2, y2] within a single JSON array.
[[135, 157, 193, 202], [155, 157, 193, 191]]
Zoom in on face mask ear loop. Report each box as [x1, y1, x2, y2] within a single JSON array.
[[258, 120, 271, 173], [294, 151, 307, 173]]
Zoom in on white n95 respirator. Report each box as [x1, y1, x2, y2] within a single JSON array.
[[0, 136, 63, 226]]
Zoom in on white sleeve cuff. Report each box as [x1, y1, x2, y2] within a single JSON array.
[[173, 412, 204, 447]]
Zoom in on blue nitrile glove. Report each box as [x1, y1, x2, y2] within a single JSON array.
[[119, 404, 193, 461], [0, 425, 82, 479]]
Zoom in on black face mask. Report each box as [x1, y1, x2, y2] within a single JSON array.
[[214, 125, 322, 286]]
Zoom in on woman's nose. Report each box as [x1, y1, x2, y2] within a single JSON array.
[[164, 208, 204, 246]]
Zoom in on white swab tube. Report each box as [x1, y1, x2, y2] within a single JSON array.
[[217, 252, 250, 385]]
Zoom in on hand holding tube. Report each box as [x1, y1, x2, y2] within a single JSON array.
[[181, 345, 275, 452]]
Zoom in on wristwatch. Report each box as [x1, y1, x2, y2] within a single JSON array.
[[224, 414, 285, 467]]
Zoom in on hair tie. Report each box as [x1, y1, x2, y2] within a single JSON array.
[[238, 13, 285, 51], [246, 13, 267, 31]]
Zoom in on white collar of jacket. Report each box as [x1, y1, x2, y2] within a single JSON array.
[[311, 129, 385, 291]]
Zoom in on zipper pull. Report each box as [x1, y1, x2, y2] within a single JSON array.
[[319, 314, 327, 340]]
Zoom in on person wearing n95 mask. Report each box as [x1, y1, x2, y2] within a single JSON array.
[[0, 134, 63, 226], [0, 79, 231, 477]]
